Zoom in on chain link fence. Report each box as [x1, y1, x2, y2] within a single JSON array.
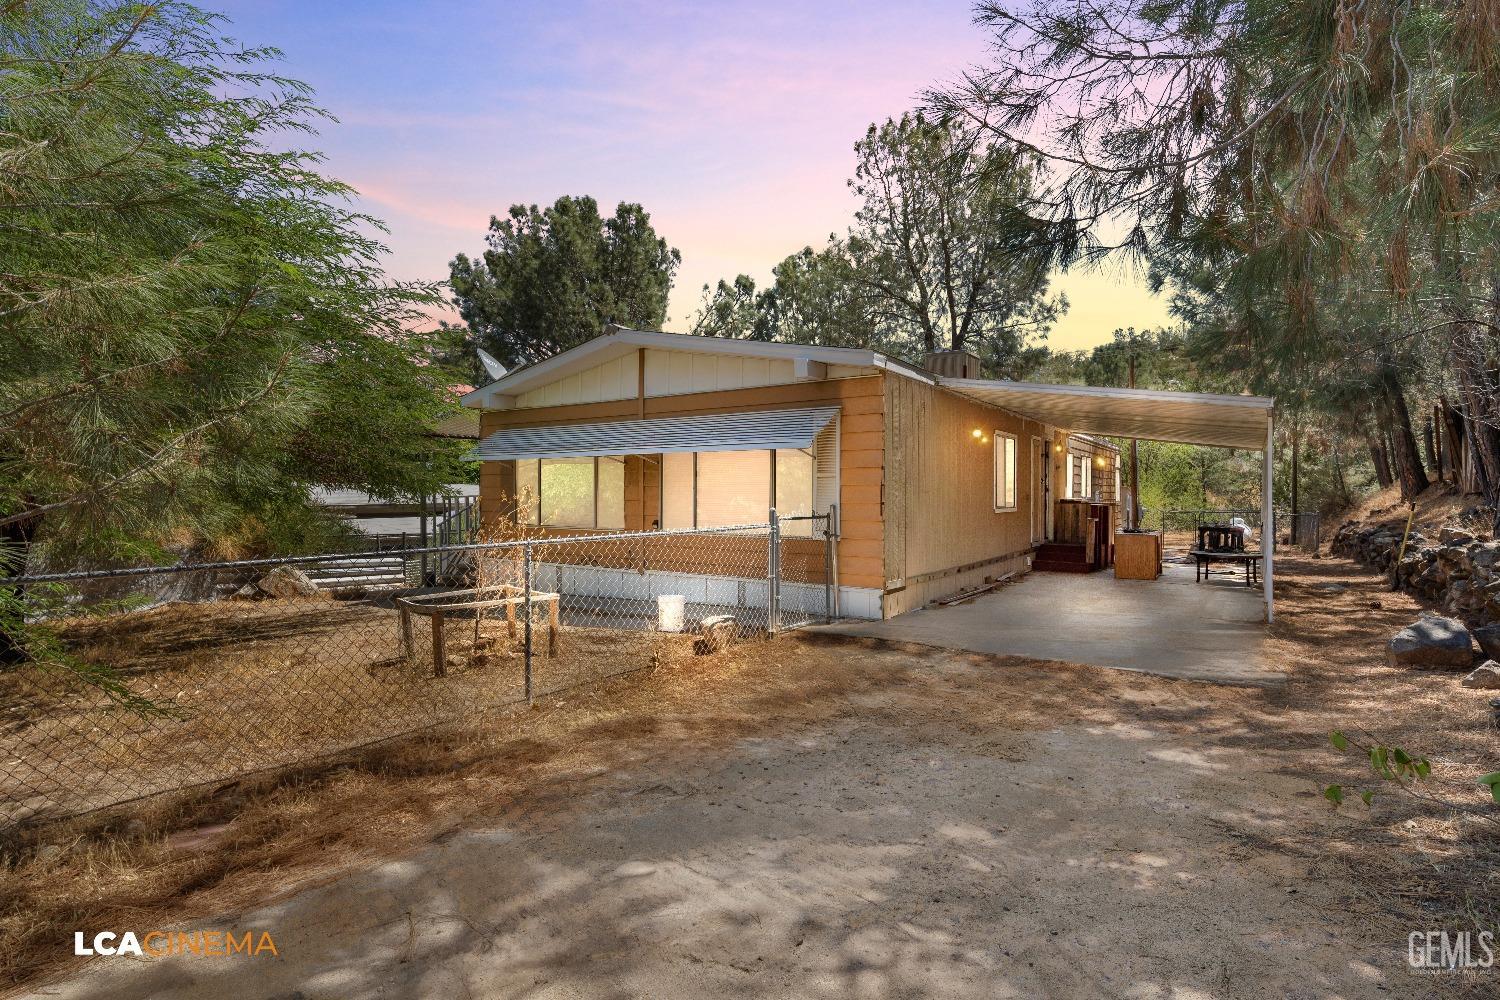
[[0, 511, 834, 830]]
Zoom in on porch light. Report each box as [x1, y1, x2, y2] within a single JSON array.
[[972, 428, 983, 439], [982, 435, 990, 444], [1096, 456, 1106, 467]]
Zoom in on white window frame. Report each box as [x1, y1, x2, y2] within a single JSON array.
[[993, 431, 1018, 513]]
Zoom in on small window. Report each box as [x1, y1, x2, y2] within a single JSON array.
[[994, 432, 1017, 511]]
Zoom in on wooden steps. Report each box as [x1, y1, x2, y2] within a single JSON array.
[[1032, 542, 1098, 574]]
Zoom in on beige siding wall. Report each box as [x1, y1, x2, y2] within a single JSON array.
[[515, 353, 637, 409], [510, 347, 880, 409], [883, 377, 1049, 616]]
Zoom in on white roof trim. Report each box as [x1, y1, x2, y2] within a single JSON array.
[[940, 378, 1273, 450], [461, 327, 932, 408]]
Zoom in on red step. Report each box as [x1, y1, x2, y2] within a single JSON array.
[[1032, 542, 1100, 574], [1032, 559, 1095, 573]]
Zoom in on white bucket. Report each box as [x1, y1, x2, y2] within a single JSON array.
[[657, 594, 686, 632]]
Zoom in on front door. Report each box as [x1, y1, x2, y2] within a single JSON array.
[[1031, 436, 1048, 544]]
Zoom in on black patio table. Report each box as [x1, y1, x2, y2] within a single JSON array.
[[1189, 549, 1262, 587]]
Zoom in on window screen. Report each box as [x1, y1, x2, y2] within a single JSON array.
[[540, 457, 594, 527], [516, 458, 540, 524], [696, 450, 771, 528], [597, 456, 625, 529], [776, 448, 815, 537], [661, 452, 694, 529]]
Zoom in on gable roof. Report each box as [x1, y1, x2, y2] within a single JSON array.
[[460, 325, 932, 409]]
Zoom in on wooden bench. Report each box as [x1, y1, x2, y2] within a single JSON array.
[[394, 585, 560, 676], [1189, 549, 1262, 587]]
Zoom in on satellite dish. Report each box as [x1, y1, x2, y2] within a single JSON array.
[[476, 348, 507, 381]]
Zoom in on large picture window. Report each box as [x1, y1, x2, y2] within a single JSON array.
[[660, 447, 818, 537], [994, 432, 1017, 512], [515, 456, 625, 528]]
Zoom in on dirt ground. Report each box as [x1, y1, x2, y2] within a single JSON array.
[[4, 552, 1498, 998]]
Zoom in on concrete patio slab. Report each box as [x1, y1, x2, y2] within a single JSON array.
[[813, 561, 1279, 686]]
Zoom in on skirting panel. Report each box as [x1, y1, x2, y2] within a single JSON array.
[[880, 553, 1032, 618]]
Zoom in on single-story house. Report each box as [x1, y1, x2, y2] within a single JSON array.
[[462, 326, 1277, 620]]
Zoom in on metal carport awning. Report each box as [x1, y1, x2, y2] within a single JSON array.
[[938, 377, 1279, 624], [467, 406, 841, 461], [937, 378, 1272, 450]]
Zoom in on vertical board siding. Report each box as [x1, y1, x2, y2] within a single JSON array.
[[642, 349, 799, 398], [883, 377, 1047, 615], [515, 354, 637, 409]]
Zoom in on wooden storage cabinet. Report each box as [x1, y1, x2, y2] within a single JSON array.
[[1114, 530, 1162, 580]]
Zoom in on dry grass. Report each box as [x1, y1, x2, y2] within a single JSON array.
[[1, 596, 697, 824], [2, 550, 1497, 994]]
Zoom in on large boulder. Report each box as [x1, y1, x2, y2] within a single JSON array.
[[1475, 624, 1500, 662], [1385, 614, 1476, 669], [255, 565, 320, 599], [1461, 661, 1500, 690]]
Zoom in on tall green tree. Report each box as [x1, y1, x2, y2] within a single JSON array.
[[449, 196, 681, 370], [0, 1, 460, 570], [688, 244, 898, 350], [846, 114, 1065, 374], [691, 115, 1066, 375], [932, 0, 1500, 521]]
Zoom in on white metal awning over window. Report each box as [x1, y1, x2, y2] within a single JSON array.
[[467, 406, 841, 461], [938, 378, 1273, 450]]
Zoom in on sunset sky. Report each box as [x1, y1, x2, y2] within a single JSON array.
[[216, 0, 1172, 352]]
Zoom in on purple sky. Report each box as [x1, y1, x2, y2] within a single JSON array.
[[215, 0, 1169, 350]]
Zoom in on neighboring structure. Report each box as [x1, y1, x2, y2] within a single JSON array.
[[462, 327, 1277, 620]]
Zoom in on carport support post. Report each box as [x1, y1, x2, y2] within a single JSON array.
[[1263, 415, 1275, 623], [523, 542, 534, 702]]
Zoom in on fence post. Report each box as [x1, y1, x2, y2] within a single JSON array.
[[821, 514, 833, 623], [824, 504, 840, 621], [419, 493, 429, 584], [767, 508, 781, 635], [523, 542, 534, 703]]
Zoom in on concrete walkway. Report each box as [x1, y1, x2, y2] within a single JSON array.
[[814, 561, 1278, 686]]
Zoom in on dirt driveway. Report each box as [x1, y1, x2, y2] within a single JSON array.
[[12, 554, 1496, 999]]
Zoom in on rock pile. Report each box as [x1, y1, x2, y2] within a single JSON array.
[[1332, 521, 1500, 627]]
